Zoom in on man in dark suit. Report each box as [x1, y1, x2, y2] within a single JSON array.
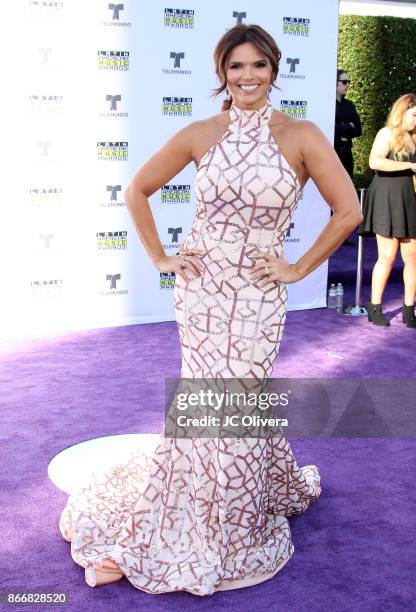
[[335, 69, 362, 245], [335, 69, 362, 178]]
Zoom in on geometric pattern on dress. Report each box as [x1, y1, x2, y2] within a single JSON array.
[[175, 101, 300, 380], [59, 100, 321, 596]]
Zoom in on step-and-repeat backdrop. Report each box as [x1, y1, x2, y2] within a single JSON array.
[[8, 0, 339, 335]]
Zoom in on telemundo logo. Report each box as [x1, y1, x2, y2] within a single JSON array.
[[99, 184, 126, 208], [285, 222, 300, 243], [39, 233, 55, 249], [101, 3, 131, 27], [98, 95, 128, 118], [170, 52, 184, 68], [163, 52, 191, 75], [37, 48, 53, 64], [99, 273, 128, 295], [37, 141, 53, 158], [163, 227, 183, 249], [280, 58, 306, 80], [232, 11, 246, 24]]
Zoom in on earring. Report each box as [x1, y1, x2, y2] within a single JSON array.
[[269, 85, 272, 93], [226, 87, 229, 96]]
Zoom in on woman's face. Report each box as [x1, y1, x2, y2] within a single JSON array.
[[403, 106, 416, 132], [336, 72, 349, 98], [225, 42, 273, 110]]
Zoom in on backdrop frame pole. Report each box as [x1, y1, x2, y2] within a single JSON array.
[[344, 188, 368, 316]]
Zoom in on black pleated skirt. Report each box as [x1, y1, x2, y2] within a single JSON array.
[[358, 170, 416, 238]]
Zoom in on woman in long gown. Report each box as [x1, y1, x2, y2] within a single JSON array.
[[59, 24, 362, 596]]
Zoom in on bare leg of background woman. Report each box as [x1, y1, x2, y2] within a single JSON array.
[[400, 238, 416, 306], [371, 235, 399, 303]]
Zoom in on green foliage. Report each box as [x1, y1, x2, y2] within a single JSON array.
[[338, 15, 416, 189]]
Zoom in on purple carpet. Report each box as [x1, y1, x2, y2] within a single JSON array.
[[1, 236, 415, 611]]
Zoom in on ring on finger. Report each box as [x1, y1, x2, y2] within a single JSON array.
[[264, 266, 271, 275]]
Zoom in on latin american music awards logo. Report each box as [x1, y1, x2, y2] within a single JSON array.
[[99, 273, 128, 296], [283, 17, 310, 37], [161, 185, 191, 204], [164, 8, 194, 28], [160, 228, 181, 284], [27, 1, 64, 18], [97, 142, 128, 161], [99, 184, 126, 208], [29, 186, 63, 207], [162, 97, 192, 116], [31, 279, 63, 298], [101, 3, 131, 27], [280, 100, 307, 120], [28, 95, 63, 113], [96, 231, 127, 250], [98, 95, 128, 119], [97, 51, 129, 71], [160, 272, 176, 289]]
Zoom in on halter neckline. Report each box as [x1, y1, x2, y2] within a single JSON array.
[[229, 100, 273, 129]]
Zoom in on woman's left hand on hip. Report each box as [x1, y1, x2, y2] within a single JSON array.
[[249, 250, 303, 286]]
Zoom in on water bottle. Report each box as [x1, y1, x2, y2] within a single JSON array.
[[327, 284, 336, 309], [336, 283, 344, 313]]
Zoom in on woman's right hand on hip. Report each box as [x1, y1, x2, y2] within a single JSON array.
[[156, 249, 205, 281]]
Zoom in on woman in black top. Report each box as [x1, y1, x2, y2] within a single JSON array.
[[359, 93, 416, 327]]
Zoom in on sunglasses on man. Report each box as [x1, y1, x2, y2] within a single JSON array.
[[338, 79, 350, 85]]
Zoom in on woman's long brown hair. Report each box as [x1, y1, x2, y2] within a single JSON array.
[[386, 93, 416, 159]]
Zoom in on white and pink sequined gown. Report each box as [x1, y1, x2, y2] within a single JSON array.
[[59, 101, 321, 596]]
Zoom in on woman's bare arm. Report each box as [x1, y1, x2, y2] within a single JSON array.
[[125, 122, 199, 267], [292, 121, 363, 279], [369, 127, 415, 172]]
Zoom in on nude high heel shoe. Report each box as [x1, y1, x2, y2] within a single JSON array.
[[85, 560, 124, 587]]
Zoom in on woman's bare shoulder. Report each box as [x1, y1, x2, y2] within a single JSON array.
[[269, 108, 293, 127], [187, 111, 229, 135], [269, 111, 329, 150], [163, 112, 227, 151], [185, 112, 230, 162], [375, 126, 392, 140], [269, 110, 317, 135]]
